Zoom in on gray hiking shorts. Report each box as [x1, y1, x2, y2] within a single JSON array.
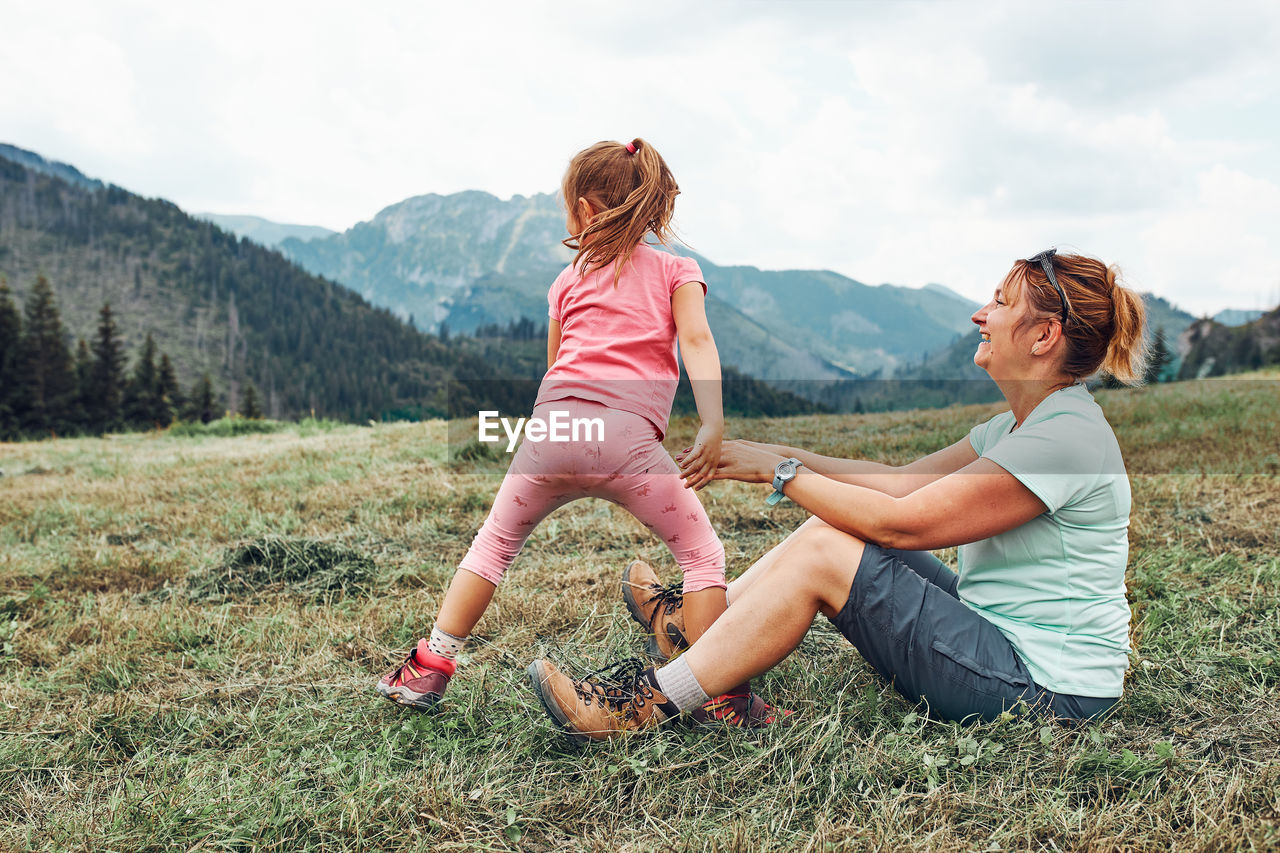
[[828, 542, 1119, 724]]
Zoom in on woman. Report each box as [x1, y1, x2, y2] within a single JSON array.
[[528, 249, 1148, 740]]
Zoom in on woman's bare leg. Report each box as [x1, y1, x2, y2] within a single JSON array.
[[678, 522, 865, 698]]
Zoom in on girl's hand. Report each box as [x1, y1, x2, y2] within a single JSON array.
[[676, 422, 723, 491], [710, 440, 783, 485]]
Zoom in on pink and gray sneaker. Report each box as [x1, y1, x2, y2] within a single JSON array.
[[691, 690, 793, 727], [376, 638, 456, 711]]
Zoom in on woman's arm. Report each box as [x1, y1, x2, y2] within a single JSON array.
[[546, 320, 562, 371], [718, 437, 978, 498], [716, 441, 1045, 550], [672, 280, 723, 491]]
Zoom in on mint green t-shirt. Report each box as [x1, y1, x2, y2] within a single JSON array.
[[959, 383, 1131, 697]]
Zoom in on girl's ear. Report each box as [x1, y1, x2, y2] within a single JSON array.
[[576, 197, 597, 224]]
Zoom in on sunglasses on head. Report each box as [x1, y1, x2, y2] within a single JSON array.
[[1026, 248, 1070, 324]]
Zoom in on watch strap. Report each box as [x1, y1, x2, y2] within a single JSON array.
[[766, 457, 803, 506]]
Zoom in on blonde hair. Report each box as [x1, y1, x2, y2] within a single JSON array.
[[1003, 252, 1149, 384], [561, 138, 679, 285]]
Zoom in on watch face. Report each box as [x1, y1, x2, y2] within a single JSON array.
[[777, 462, 795, 478]]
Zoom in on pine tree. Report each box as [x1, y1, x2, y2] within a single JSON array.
[[73, 338, 93, 431], [87, 303, 127, 432], [157, 353, 183, 423], [17, 275, 77, 436], [0, 278, 23, 439], [240, 381, 263, 419], [123, 333, 163, 429], [1145, 327, 1170, 384], [186, 372, 216, 423]]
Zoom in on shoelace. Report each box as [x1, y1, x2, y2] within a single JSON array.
[[573, 657, 655, 720], [643, 581, 683, 632]]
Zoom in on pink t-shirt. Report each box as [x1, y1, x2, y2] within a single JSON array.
[[535, 243, 705, 437]]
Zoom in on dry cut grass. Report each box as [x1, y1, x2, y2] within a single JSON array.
[[1, 378, 1278, 851]]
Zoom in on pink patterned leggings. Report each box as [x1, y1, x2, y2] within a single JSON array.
[[458, 399, 726, 593]]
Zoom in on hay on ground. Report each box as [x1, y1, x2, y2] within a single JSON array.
[[188, 536, 377, 600]]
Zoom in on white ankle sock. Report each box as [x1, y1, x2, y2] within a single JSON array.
[[427, 626, 468, 660], [653, 656, 710, 711]]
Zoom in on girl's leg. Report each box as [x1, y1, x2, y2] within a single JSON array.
[[434, 570, 499, 638], [431, 420, 584, 646], [613, 449, 726, 644], [381, 457, 581, 710], [683, 589, 727, 644]]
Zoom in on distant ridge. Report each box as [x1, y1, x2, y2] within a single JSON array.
[[1212, 308, 1265, 327], [0, 143, 104, 191], [196, 213, 337, 248]]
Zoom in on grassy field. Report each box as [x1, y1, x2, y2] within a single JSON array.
[[2, 378, 1278, 851]]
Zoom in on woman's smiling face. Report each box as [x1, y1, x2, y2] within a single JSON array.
[[971, 278, 1028, 377]]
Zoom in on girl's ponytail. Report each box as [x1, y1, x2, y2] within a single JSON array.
[[562, 138, 680, 285]]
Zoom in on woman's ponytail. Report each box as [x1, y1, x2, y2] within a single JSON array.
[[1103, 271, 1149, 385]]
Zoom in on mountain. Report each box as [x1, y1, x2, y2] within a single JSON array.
[[1177, 306, 1280, 379], [281, 191, 572, 330], [0, 143, 103, 192], [1212, 308, 1265, 327], [0, 146, 527, 421], [279, 190, 977, 379], [681, 254, 976, 375], [196, 213, 336, 248]]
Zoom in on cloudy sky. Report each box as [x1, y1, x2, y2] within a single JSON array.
[[3, 0, 1278, 316]]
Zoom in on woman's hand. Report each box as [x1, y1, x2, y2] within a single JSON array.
[[709, 439, 783, 485], [676, 422, 723, 491]]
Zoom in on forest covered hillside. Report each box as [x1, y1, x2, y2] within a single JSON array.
[[0, 149, 525, 422]]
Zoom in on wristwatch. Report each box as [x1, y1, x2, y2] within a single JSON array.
[[765, 457, 804, 506]]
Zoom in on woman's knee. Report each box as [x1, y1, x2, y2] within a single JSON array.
[[760, 516, 836, 569], [779, 523, 866, 611]]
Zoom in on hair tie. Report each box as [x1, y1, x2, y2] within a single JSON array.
[[625, 141, 637, 155]]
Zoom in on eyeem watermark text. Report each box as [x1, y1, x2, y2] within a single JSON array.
[[477, 410, 605, 453]]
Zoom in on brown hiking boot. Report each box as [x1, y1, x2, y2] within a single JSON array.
[[527, 658, 679, 742], [622, 560, 688, 662]]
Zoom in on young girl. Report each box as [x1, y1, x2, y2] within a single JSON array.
[[376, 138, 777, 724]]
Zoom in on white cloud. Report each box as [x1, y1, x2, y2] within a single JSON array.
[[0, 9, 147, 160], [1138, 165, 1280, 314], [2, 0, 1277, 315]]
